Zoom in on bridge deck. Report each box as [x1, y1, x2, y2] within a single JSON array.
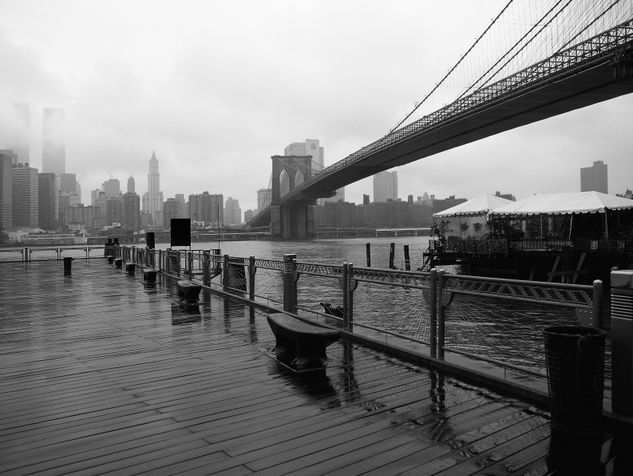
[[0, 260, 629, 475]]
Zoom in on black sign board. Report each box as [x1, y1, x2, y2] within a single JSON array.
[[170, 218, 191, 247]]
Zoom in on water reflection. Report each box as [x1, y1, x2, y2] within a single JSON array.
[[171, 301, 202, 325], [271, 360, 341, 408]]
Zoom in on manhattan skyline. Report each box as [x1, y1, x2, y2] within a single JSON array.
[[1, 0, 632, 213]]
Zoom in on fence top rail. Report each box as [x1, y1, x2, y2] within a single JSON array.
[[441, 271, 594, 292]]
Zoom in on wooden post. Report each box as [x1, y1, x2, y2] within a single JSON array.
[[188, 251, 193, 279], [404, 245, 411, 270], [249, 256, 256, 302], [282, 254, 297, 313], [437, 269, 446, 360], [342, 262, 350, 330], [222, 254, 230, 290], [365, 243, 371, 267], [430, 268, 437, 358], [202, 251, 211, 286], [389, 242, 395, 269], [593, 279, 604, 329]]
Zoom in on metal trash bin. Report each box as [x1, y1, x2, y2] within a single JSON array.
[[543, 325, 606, 435], [63, 256, 73, 276]]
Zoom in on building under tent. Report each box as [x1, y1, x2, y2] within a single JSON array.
[[424, 191, 633, 284]]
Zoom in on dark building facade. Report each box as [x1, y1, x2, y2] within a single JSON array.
[[121, 192, 141, 232], [38, 172, 58, 230]]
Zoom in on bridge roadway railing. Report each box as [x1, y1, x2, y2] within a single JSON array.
[[115, 245, 608, 396], [272, 19, 633, 206]]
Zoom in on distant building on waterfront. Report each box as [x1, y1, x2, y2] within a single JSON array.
[[257, 188, 271, 211], [580, 160, 608, 193], [42, 108, 66, 176], [0, 151, 13, 228], [244, 209, 255, 223], [224, 197, 241, 226], [188, 191, 223, 226], [7, 102, 30, 165], [495, 191, 516, 201], [38, 173, 58, 230], [163, 198, 183, 228], [12, 163, 39, 227], [127, 176, 135, 194], [102, 178, 121, 199], [373, 171, 398, 202], [61, 204, 102, 232], [146, 151, 164, 228], [121, 192, 141, 231]]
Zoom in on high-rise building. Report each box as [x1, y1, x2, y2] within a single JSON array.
[[163, 198, 182, 228], [0, 151, 13, 228], [102, 178, 121, 199], [146, 151, 163, 227], [105, 198, 123, 226], [580, 160, 608, 193], [12, 163, 39, 227], [224, 197, 241, 226], [257, 188, 271, 211], [60, 173, 77, 194], [190, 191, 223, 226], [7, 102, 30, 165], [38, 173, 58, 230], [121, 192, 141, 231], [174, 194, 186, 218], [373, 170, 398, 202], [127, 176, 135, 194], [284, 139, 345, 204], [42, 108, 66, 176]]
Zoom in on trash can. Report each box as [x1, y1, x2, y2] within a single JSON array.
[[543, 325, 606, 435], [63, 256, 73, 276]]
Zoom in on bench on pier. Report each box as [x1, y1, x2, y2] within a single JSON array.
[[143, 268, 158, 283], [266, 314, 339, 369], [177, 280, 201, 303], [114, 258, 123, 269], [125, 262, 136, 275], [106, 255, 114, 264]]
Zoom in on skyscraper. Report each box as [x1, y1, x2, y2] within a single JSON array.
[[102, 178, 121, 198], [373, 170, 398, 202], [0, 151, 13, 228], [127, 176, 135, 194], [580, 160, 608, 193], [42, 108, 66, 176], [224, 197, 241, 226], [38, 173, 58, 230], [121, 192, 141, 231], [12, 163, 39, 227], [147, 151, 163, 227]]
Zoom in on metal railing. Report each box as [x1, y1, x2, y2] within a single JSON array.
[[0, 245, 106, 262]]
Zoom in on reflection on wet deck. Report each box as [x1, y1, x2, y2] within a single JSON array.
[[0, 260, 630, 474]]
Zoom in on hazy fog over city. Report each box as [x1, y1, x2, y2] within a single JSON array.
[[1, 0, 632, 212]]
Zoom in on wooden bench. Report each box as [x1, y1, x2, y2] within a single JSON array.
[[266, 314, 339, 369], [114, 258, 123, 269], [177, 280, 201, 303], [125, 263, 136, 275], [143, 268, 158, 283]]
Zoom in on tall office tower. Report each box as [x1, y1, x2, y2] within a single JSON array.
[[121, 192, 141, 231], [224, 197, 241, 226], [38, 173, 58, 230], [580, 160, 608, 193], [373, 170, 398, 202], [147, 151, 163, 227], [42, 108, 66, 175], [127, 176, 135, 194], [196, 192, 223, 226], [175, 194, 186, 218], [257, 188, 271, 211], [12, 163, 39, 227], [8, 102, 30, 165], [102, 178, 121, 198], [163, 198, 182, 228], [60, 173, 77, 194], [91, 189, 102, 206], [0, 151, 13, 228]]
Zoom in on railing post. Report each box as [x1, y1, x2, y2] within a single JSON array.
[[188, 251, 193, 279], [249, 256, 256, 301], [429, 268, 437, 358], [404, 244, 411, 270], [283, 254, 297, 313], [222, 254, 230, 290], [157, 249, 162, 271], [202, 251, 211, 286], [342, 263, 349, 330], [437, 269, 446, 360], [592, 279, 604, 329]]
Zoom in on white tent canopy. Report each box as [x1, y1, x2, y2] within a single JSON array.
[[433, 193, 513, 218], [490, 191, 633, 216]]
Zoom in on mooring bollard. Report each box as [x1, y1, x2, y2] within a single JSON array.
[[63, 256, 72, 276], [365, 243, 371, 267], [404, 244, 411, 270], [389, 242, 396, 269]]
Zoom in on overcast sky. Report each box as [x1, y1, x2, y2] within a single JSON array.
[[1, 0, 632, 212]]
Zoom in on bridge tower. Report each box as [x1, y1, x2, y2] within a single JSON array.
[[270, 155, 314, 240]]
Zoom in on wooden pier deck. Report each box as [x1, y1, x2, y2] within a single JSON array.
[[0, 260, 630, 475]]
